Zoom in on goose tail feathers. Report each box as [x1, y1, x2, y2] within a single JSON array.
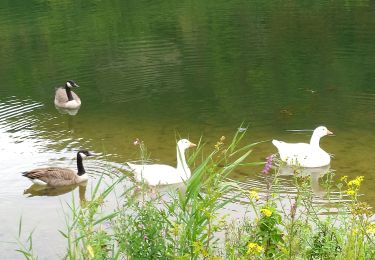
[[22, 171, 31, 178], [272, 139, 283, 149]]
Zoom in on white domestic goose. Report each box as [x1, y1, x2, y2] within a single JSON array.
[[22, 150, 93, 187], [272, 126, 333, 167], [54, 80, 81, 109], [126, 139, 196, 186]]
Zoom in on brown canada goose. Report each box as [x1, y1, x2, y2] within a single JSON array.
[[54, 80, 81, 109], [22, 150, 93, 187]]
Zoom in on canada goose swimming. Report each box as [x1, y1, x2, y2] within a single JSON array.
[[272, 126, 333, 167], [22, 150, 93, 187], [54, 80, 81, 109], [126, 139, 196, 186]]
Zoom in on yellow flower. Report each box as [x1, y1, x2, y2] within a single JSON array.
[[246, 242, 263, 255], [346, 189, 356, 196], [260, 208, 273, 217], [192, 240, 208, 257], [351, 202, 372, 216], [348, 176, 364, 187], [192, 241, 203, 254], [340, 176, 348, 182], [367, 224, 375, 235], [249, 190, 260, 200], [214, 136, 226, 151], [87, 245, 94, 258]]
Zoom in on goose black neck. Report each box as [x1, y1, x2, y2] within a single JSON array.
[[77, 152, 85, 175], [65, 86, 74, 101]]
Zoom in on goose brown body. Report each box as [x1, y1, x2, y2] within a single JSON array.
[[54, 80, 81, 109], [22, 150, 92, 187], [23, 167, 85, 187], [54, 87, 81, 106]]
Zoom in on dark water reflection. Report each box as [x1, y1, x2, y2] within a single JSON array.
[[23, 183, 87, 199], [0, 0, 375, 258]]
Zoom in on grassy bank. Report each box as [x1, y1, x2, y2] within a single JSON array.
[[17, 130, 375, 259]]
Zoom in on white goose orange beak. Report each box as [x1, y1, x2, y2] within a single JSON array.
[[189, 142, 197, 148], [327, 129, 333, 135]]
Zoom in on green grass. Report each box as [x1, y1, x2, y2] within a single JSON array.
[[16, 129, 375, 259]]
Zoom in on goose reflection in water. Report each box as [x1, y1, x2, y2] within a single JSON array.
[[23, 183, 87, 204], [55, 106, 80, 116], [279, 165, 331, 197], [131, 181, 187, 201]]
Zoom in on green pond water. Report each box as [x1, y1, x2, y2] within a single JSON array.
[[1, 0, 375, 258]]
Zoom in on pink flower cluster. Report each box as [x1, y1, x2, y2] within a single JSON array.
[[262, 155, 274, 174]]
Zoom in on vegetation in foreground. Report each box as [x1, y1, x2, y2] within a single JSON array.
[[17, 130, 375, 259]]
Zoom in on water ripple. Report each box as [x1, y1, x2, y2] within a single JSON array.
[[0, 97, 44, 133]]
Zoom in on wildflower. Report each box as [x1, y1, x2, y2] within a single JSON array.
[[248, 190, 260, 201], [367, 224, 375, 235], [346, 189, 356, 196], [260, 207, 273, 217], [133, 138, 141, 146], [87, 245, 94, 258], [246, 242, 263, 255], [211, 214, 228, 233], [262, 155, 273, 174], [348, 176, 364, 187], [340, 175, 348, 183], [192, 241, 203, 254], [351, 202, 372, 216], [214, 136, 225, 151]]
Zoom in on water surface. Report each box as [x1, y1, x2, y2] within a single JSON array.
[[1, 0, 375, 258]]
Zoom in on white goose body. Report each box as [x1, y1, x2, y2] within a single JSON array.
[[272, 126, 333, 168], [54, 80, 81, 109], [126, 139, 196, 186]]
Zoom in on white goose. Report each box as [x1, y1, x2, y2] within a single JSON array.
[[126, 139, 196, 186], [272, 126, 333, 167]]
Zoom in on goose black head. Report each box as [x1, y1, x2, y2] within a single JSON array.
[[78, 150, 93, 157], [65, 80, 80, 88]]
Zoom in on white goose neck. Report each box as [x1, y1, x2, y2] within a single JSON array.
[[176, 145, 190, 179], [310, 132, 321, 147]]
